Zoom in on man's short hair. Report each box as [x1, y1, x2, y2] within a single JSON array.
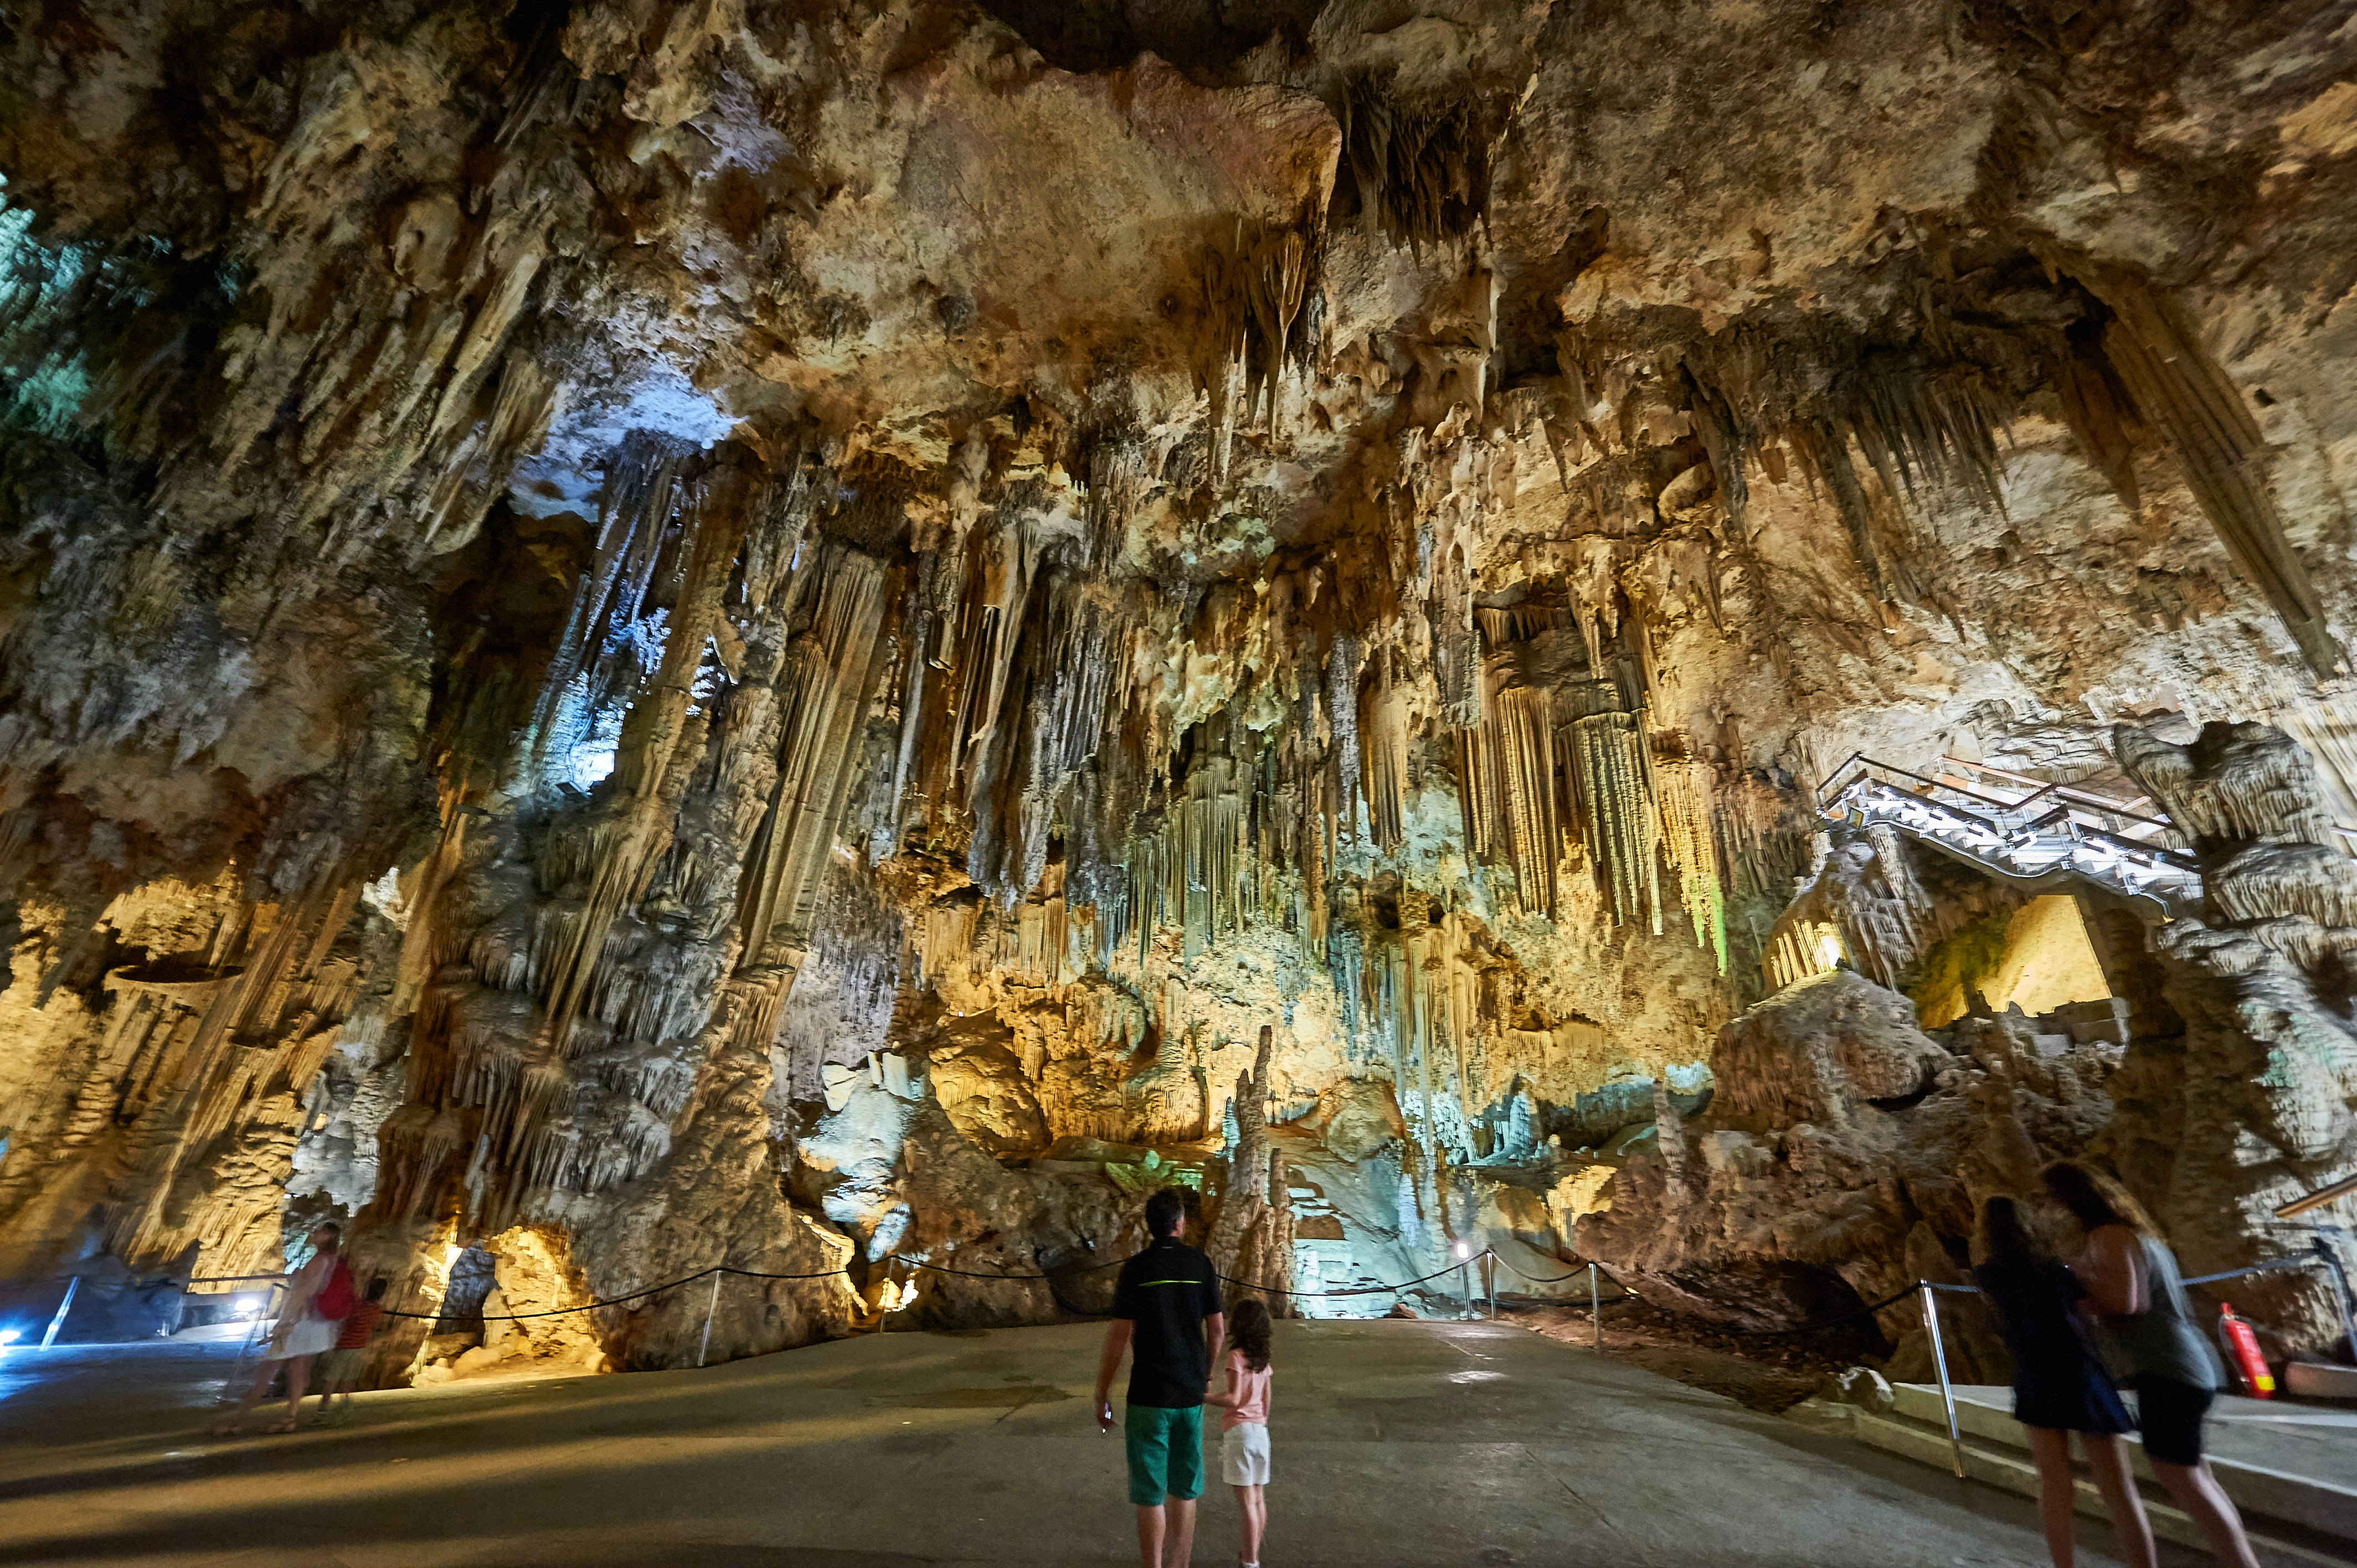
[[1144, 1187, 1186, 1237]]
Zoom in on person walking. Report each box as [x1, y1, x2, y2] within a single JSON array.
[[1205, 1295, 1275, 1568], [1096, 1187, 1225, 1568], [1972, 1194, 2157, 1568], [316, 1276, 388, 1423], [212, 1223, 354, 1435], [2044, 1162, 2261, 1568]]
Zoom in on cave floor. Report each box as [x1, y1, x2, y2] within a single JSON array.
[[0, 1318, 2221, 1567]]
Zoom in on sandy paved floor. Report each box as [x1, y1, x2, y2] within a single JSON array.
[[0, 1318, 2202, 1566]]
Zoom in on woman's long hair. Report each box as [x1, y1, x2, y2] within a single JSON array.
[[1229, 1296, 1274, 1371], [1973, 1195, 2044, 1272], [2041, 1160, 2156, 1237]]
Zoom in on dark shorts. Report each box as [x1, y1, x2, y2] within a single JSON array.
[[1124, 1403, 1204, 1506], [2133, 1378, 2212, 1466]]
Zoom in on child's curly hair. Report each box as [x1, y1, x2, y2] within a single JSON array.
[[1229, 1295, 1273, 1371]]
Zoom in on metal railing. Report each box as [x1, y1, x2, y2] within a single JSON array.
[[1814, 752, 2203, 916]]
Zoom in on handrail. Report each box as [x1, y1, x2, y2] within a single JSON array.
[[1822, 752, 2181, 838], [1820, 760, 2200, 875], [1935, 755, 2176, 831]]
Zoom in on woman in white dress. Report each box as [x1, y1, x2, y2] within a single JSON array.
[[210, 1223, 351, 1435]]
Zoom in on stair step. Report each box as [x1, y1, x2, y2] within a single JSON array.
[[1887, 1385, 2357, 1544], [1840, 1410, 2349, 1568]]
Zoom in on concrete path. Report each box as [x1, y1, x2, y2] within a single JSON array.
[[0, 1319, 2212, 1567]]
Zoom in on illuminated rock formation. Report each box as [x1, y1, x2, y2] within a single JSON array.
[[0, 0, 2353, 1374]]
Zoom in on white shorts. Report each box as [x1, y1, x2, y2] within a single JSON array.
[[1221, 1421, 1270, 1486], [269, 1317, 338, 1359]]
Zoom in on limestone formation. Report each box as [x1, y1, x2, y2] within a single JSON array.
[[1, 0, 2353, 1379]]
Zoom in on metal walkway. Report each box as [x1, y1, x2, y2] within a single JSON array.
[[1816, 754, 2204, 917]]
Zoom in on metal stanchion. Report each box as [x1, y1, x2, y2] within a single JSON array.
[[1485, 1252, 1495, 1321], [1589, 1264, 1602, 1351], [697, 1271, 722, 1368], [40, 1277, 79, 1349], [2305, 1236, 2357, 1358], [220, 1310, 265, 1404], [1919, 1281, 1965, 1478]]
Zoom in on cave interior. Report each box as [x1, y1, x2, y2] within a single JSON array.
[[0, 0, 2353, 1390]]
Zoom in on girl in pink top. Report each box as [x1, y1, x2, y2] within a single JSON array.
[[1206, 1297, 1275, 1568]]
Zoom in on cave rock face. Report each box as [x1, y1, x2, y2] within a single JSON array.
[[1712, 969, 1948, 1129], [3, 0, 2356, 1370]]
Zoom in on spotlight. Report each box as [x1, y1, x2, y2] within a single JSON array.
[[1453, 1242, 1471, 1261], [0, 1329, 19, 1344]]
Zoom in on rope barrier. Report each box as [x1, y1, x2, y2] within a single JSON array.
[[372, 1254, 1123, 1323], [373, 1263, 851, 1323], [2184, 1256, 2329, 1288], [1485, 1256, 1592, 1285], [1694, 1283, 1928, 1340], [899, 1256, 1122, 1282], [1216, 1261, 1469, 1298], [9, 1242, 2336, 1339]]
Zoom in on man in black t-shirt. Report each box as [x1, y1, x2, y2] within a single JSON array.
[[1095, 1187, 1224, 1568]]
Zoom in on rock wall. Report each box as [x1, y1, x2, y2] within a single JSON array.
[[1, 0, 2354, 1369]]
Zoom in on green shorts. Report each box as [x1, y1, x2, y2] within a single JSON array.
[[317, 1347, 367, 1383], [1124, 1402, 1205, 1506]]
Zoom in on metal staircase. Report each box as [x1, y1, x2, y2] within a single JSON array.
[[1816, 754, 2204, 917]]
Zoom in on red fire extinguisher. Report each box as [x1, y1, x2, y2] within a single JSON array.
[[2219, 1303, 2276, 1398]]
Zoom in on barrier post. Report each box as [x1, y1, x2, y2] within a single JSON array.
[[1484, 1252, 1495, 1321], [2308, 1236, 2357, 1358], [1589, 1264, 1603, 1351], [697, 1270, 722, 1368], [1919, 1282, 1965, 1478], [40, 1277, 78, 1349]]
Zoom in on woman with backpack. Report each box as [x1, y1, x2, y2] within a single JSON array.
[[210, 1222, 355, 1435], [1972, 1194, 2155, 1568], [2044, 1162, 2261, 1568]]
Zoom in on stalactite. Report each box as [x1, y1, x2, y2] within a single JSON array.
[[540, 461, 757, 1050], [2082, 270, 2345, 677], [1362, 648, 1411, 851], [88, 871, 367, 1270], [524, 431, 693, 787], [1334, 75, 1503, 254], [1459, 684, 1564, 916], [1196, 211, 1323, 462], [1568, 710, 1660, 933], [1653, 746, 1728, 974], [976, 582, 1131, 904], [737, 543, 896, 971], [1329, 635, 1363, 841]]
